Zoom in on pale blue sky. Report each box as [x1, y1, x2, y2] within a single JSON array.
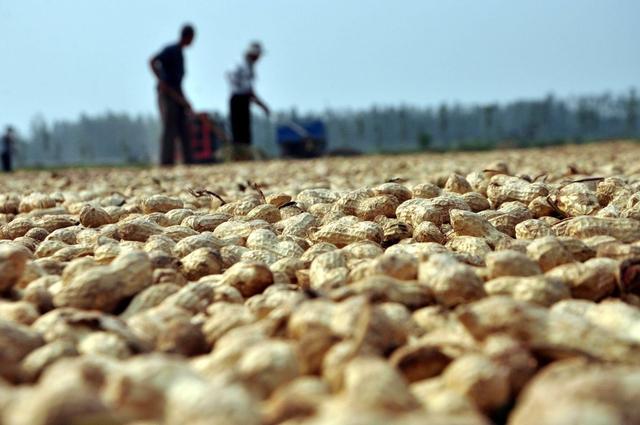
[[1, 0, 639, 134]]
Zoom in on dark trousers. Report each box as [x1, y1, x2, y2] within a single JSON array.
[[1, 152, 11, 172], [230, 94, 252, 145], [158, 91, 192, 165]]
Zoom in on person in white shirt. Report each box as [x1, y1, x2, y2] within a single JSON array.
[[227, 42, 270, 154]]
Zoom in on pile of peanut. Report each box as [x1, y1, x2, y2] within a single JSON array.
[[1, 141, 640, 425]]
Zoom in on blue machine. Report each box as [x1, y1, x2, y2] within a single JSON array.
[[276, 120, 327, 158]]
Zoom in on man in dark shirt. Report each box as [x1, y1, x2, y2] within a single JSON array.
[[1, 126, 15, 172], [150, 24, 195, 165]]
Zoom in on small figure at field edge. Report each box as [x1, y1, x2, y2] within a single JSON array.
[[150, 24, 195, 166], [227, 41, 270, 160], [1, 126, 16, 172]]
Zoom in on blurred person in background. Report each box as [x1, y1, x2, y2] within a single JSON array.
[[150, 24, 195, 165], [227, 41, 270, 160], [1, 126, 16, 172]]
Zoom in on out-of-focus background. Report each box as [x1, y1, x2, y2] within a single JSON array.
[[1, 0, 639, 167]]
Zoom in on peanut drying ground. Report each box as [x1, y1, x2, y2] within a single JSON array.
[[5, 141, 640, 194], [1, 141, 640, 425]]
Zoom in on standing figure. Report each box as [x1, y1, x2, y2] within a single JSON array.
[[1, 126, 15, 172], [150, 24, 196, 165], [227, 42, 270, 159]]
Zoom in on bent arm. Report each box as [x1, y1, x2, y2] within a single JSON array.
[[250, 93, 270, 116], [149, 55, 163, 81], [149, 55, 191, 111]]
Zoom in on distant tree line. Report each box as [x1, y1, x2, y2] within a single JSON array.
[[18, 113, 159, 167], [315, 89, 639, 154], [14, 89, 639, 167]]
